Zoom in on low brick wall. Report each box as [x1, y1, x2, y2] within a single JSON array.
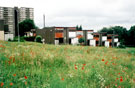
[[0, 31, 4, 40]]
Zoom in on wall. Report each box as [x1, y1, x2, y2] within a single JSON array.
[[4, 34, 14, 41], [0, 31, 4, 40]]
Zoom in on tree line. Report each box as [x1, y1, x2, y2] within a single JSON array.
[[99, 26, 135, 47], [19, 19, 135, 47]]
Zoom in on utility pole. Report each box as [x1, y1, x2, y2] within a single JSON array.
[[112, 30, 115, 47], [16, 8, 20, 42], [43, 14, 45, 28]]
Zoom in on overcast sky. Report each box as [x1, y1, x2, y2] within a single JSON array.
[[0, 0, 135, 31]]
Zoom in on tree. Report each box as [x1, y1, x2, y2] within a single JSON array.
[[99, 26, 128, 45], [76, 25, 79, 30], [128, 26, 135, 46], [19, 19, 37, 36], [76, 25, 82, 31], [79, 25, 82, 31], [78, 37, 85, 44]]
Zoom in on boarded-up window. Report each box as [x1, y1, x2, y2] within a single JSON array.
[[55, 33, 63, 38]]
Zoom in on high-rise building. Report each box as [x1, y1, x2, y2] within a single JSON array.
[[0, 6, 34, 36], [19, 7, 34, 22]]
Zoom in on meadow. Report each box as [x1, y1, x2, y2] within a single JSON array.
[[0, 41, 135, 88]]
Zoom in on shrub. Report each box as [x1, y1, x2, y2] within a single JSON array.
[[8, 38, 12, 41], [118, 44, 126, 48], [78, 37, 85, 43], [24, 36, 35, 41], [35, 35, 42, 43], [13, 36, 25, 42]]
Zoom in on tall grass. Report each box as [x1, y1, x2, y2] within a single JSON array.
[[0, 41, 135, 88]]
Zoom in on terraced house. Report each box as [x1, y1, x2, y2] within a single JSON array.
[[35, 27, 120, 47]]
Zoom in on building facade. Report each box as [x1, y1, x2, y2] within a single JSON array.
[[19, 7, 34, 22], [36, 27, 120, 47], [0, 6, 34, 37]]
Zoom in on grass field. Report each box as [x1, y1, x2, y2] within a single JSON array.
[[0, 41, 135, 88]]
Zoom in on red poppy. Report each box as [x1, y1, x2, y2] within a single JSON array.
[[13, 74, 16, 77], [61, 78, 64, 81], [120, 76, 123, 78], [102, 59, 104, 61], [83, 64, 86, 66], [10, 83, 13, 86], [25, 82, 27, 85], [118, 73, 120, 75], [75, 66, 77, 69], [120, 78, 123, 82], [105, 61, 108, 65], [92, 65, 94, 68], [82, 67, 84, 70], [24, 76, 27, 79], [1, 82, 4, 87], [116, 78, 119, 80], [13, 57, 15, 63], [9, 56, 12, 59]]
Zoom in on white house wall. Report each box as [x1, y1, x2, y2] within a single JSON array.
[[87, 34, 93, 40], [114, 38, 118, 42], [55, 40, 59, 45], [105, 41, 110, 48], [71, 38, 78, 45], [0, 31, 4, 40], [76, 31, 83, 36], [90, 40, 96, 47], [69, 32, 76, 38], [4, 34, 14, 41], [102, 36, 107, 41]]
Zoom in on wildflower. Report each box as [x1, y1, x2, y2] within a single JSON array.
[[13, 57, 15, 63], [25, 82, 27, 85], [10, 83, 13, 86], [83, 64, 86, 66], [118, 86, 121, 88], [74, 64, 77, 69], [116, 78, 119, 80], [13, 74, 16, 77], [102, 59, 104, 61], [24, 76, 27, 79], [1, 82, 4, 87], [9, 56, 12, 59], [118, 73, 120, 75], [61, 78, 64, 81], [82, 67, 84, 70], [120, 78, 123, 82], [75, 66, 77, 69], [8, 61, 11, 65], [105, 61, 108, 65], [92, 65, 94, 68]]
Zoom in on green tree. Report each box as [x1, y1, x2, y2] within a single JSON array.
[[19, 19, 37, 36], [78, 37, 85, 43], [76, 25, 79, 30], [99, 26, 128, 45], [79, 25, 82, 31], [35, 35, 42, 43], [128, 26, 135, 46]]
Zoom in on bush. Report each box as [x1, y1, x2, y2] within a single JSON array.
[[35, 35, 42, 43], [8, 38, 12, 41], [118, 44, 126, 48], [24, 36, 35, 41], [13, 36, 25, 42], [78, 37, 85, 43]]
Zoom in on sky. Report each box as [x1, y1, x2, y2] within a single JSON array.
[[0, 0, 135, 31]]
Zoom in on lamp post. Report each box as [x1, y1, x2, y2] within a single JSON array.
[[16, 9, 20, 42]]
